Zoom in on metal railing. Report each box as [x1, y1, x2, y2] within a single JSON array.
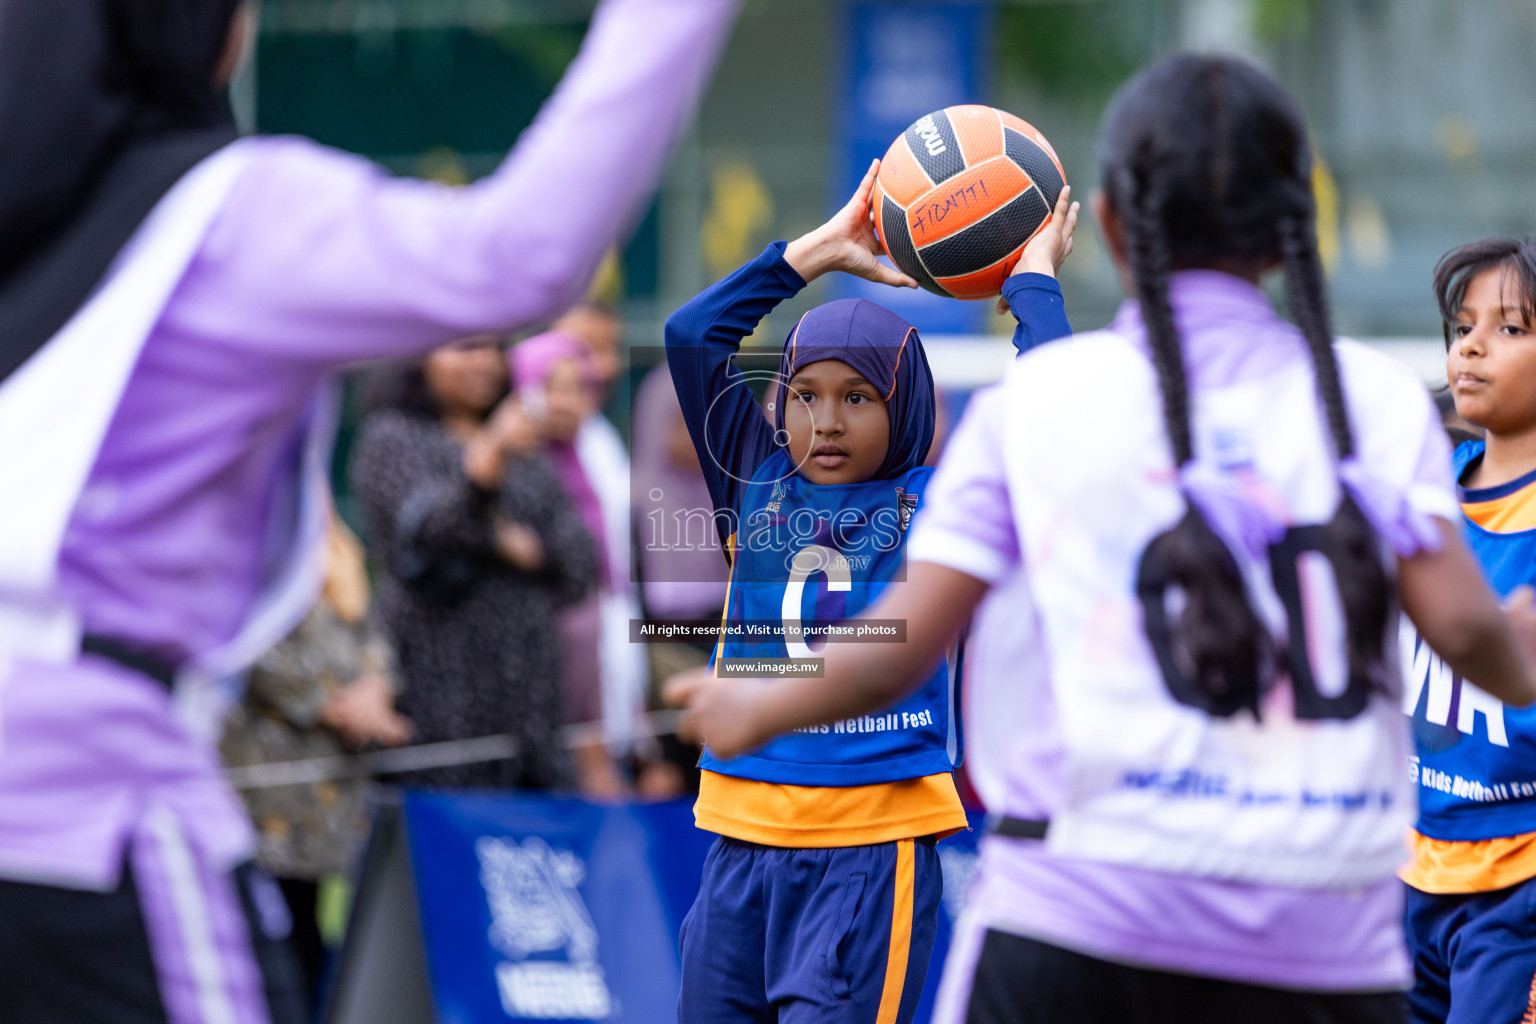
[[225, 709, 684, 789]]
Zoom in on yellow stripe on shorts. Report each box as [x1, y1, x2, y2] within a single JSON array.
[[875, 838, 916, 1024]]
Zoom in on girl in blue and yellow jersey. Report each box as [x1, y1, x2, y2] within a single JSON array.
[[1403, 239, 1536, 1024], [663, 161, 1076, 1024]]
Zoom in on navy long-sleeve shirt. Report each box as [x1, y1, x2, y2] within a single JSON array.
[[663, 242, 1072, 522]]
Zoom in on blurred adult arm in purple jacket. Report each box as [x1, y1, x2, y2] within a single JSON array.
[[167, 0, 740, 365]]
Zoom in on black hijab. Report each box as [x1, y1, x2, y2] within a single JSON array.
[[0, 0, 242, 382]]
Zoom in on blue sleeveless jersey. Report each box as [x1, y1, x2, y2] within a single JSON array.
[[1408, 440, 1536, 841], [699, 451, 962, 786]]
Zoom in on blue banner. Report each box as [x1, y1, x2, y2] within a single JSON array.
[[835, 1, 992, 335], [404, 793, 712, 1024], [337, 792, 986, 1023]]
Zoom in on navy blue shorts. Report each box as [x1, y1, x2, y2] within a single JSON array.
[[678, 835, 941, 1024], [1406, 876, 1536, 1024]]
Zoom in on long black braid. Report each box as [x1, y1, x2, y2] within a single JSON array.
[[1278, 206, 1351, 458], [1118, 156, 1269, 712], [1103, 55, 1392, 709], [1278, 205, 1393, 686], [1125, 174, 1190, 465]]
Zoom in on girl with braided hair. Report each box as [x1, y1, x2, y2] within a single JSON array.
[[671, 55, 1536, 1023]]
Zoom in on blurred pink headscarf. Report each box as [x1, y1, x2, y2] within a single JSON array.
[[509, 330, 608, 585], [509, 329, 601, 398]]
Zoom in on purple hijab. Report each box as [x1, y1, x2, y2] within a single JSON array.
[[774, 298, 936, 479]]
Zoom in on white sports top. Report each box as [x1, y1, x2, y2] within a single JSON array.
[[910, 270, 1456, 888]]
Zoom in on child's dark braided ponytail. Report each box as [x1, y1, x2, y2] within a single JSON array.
[[1119, 157, 1269, 713], [1277, 205, 1351, 458], [1278, 202, 1393, 689], [1123, 174, 1187, 464], [1102, 54, 1393, 712]]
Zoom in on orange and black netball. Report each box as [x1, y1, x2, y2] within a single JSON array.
[[872, 104, 1066, 300]]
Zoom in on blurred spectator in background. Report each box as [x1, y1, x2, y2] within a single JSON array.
[[220, 513, 409, 1014], [350, 336, 598, 790], [555, 300, 625, 412], [511, 331, 644, 796], [630, 363, 728, 795], [540, 307, 652, 768]]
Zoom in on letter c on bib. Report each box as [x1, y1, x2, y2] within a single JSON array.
[[782, 544, 852, 659]]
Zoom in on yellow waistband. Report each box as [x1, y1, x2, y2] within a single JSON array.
[[694, 771, 968, 848], [1400, 828, 1536, 894]]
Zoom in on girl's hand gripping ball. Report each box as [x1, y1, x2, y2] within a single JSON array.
[[996, 185, 1079, 316], [783, 160, 919, 289]]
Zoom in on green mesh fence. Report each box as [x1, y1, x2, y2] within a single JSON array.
[[256, 23, 580, 174]]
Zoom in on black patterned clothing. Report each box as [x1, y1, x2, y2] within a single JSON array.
[[348, 410, 597, 790]]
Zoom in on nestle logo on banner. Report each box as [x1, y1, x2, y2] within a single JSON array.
[[476, 836, 615, 1020]]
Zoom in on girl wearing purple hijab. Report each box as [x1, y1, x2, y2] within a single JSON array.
[[663, 163, 1076, 1024], [0, 1, 737, 1021]]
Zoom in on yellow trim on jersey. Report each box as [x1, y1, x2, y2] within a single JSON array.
[[693, 771, 967, 848], [1403, 485, 1536, 892], [1463, 486, 1536, 533], [711, 532, 737, 670], [1399, 828, 1536, 894], [875, 838, 916, 1024]]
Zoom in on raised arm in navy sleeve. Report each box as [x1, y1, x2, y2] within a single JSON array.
[[1002, 273, 1072, 355], [664, 242, 806, 520]]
